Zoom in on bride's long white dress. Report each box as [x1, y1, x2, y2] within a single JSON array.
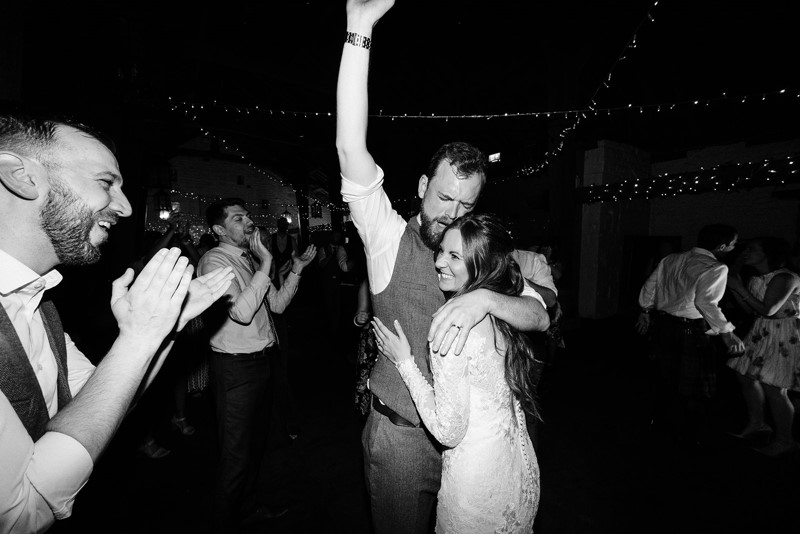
[[396, 317, 540, 533]]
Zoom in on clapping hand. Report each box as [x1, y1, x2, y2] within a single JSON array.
[[111, 248, 192, 350], [248, 229, 273, 272], [372, 317, 412, 366], [291, 244, 318, 274], [177, 266, 235, 331]]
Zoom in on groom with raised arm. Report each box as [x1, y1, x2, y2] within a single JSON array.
[[336, 1, 550, 532]]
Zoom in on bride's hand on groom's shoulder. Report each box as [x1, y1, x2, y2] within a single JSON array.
[[372, 317, 412, 366]]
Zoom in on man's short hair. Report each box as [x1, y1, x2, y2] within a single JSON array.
[[0, 112, 115, 167], [425, 141, 487, 182], [206, 198, 247, 230], [696, 224, 737, 251]]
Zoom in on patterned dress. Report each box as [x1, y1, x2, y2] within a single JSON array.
[[396, 317, 539, 533], [727, 269, 800, 391]]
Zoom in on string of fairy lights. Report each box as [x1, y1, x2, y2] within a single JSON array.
[[163, 0, 798, 206], [169, 103, 348, 214], [168, 87, 800, 122], [577, 154, 799, 204], [166, 0, 663, 196]]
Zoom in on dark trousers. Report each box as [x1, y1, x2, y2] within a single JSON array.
[[651, 313, 718, 445], [271, 314, 300, 438], [210, 349, 273, 533], [362, 404, 442, 534]]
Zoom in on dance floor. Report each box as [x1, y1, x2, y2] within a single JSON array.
[[50, 291, 800, 534]]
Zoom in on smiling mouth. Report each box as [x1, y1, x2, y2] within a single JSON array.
[[437, 272, 454, 280]]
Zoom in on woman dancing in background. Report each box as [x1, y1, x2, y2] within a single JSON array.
[[727, 237, 800, 456], [373, 213, 540, 533]]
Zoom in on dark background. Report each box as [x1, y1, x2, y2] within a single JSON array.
[[10, 0, 799, 200]]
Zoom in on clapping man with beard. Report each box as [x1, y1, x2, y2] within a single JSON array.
[[0, 113, 234, 533], [198, 198, 316, 533]]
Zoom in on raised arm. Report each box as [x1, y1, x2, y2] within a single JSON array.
[[336, 0, 395, 186], [266, 244, 318, 315]]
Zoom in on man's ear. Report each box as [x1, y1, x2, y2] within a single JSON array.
[[0, 153, 41, 200], [212, 224, 225, 237], [418, 174, 429, 199]]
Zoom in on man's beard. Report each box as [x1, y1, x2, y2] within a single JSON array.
[[39, 176, 110, 266], [419, 208, 448, 251]]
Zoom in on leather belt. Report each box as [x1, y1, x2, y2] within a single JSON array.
[[372, 396, 420, 428], [656, 311, 705, 326]]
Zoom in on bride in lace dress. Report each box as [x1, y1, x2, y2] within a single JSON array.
[[373, 213, 540, 533]]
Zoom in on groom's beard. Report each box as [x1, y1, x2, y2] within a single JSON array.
[[419, 209, 449, 251]]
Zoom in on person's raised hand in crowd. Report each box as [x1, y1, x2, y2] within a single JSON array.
[[111, 247, 192, 352], [278, 259, 293, 279], [291, 244, 318, 275], [372, 317, 412, 367], [346, 0, 395, 27], [165, 212, 184, 237], [248, 228, 274, 275], [177, 266, 235, 331]]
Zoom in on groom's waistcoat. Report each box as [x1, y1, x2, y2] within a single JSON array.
[[370, 216, 445, 425], [0, 300, 72, 441]]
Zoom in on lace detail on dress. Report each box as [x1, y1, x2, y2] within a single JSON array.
[[395, 337, 471, 448], [396, 319, 540, 533]]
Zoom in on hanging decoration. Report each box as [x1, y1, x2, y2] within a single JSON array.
[[577, 154, 798, 204], [169, 103, 348, 213], [167, 87, 797, 123]]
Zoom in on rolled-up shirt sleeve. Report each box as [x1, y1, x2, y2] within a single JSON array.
[[695, 263, 734, 334], [64, 334, 94, 397], [199, 252, 271, 325], [638, 261, 661, 310], [521, 282, 546, 308], [1, 393, 93, 534], [266, 271, 300, 315], [341, 165, 407, 294]]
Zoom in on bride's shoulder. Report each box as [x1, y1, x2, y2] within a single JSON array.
[[470, 316, 495, 337], [463, 317, 494, 350]]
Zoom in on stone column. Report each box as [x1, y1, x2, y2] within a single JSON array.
[[579, 140, 650, 318]]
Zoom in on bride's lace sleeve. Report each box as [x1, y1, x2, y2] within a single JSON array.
[[395, 344, 471, 447]]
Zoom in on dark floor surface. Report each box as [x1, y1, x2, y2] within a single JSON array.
[[50, 296, 800, 534]]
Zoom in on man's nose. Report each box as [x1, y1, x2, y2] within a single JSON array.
[[445, 202, 460, 220], [111, 189, 132, 218]]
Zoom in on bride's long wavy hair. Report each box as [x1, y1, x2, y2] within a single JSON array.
[[446, 213, 540, 419]]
